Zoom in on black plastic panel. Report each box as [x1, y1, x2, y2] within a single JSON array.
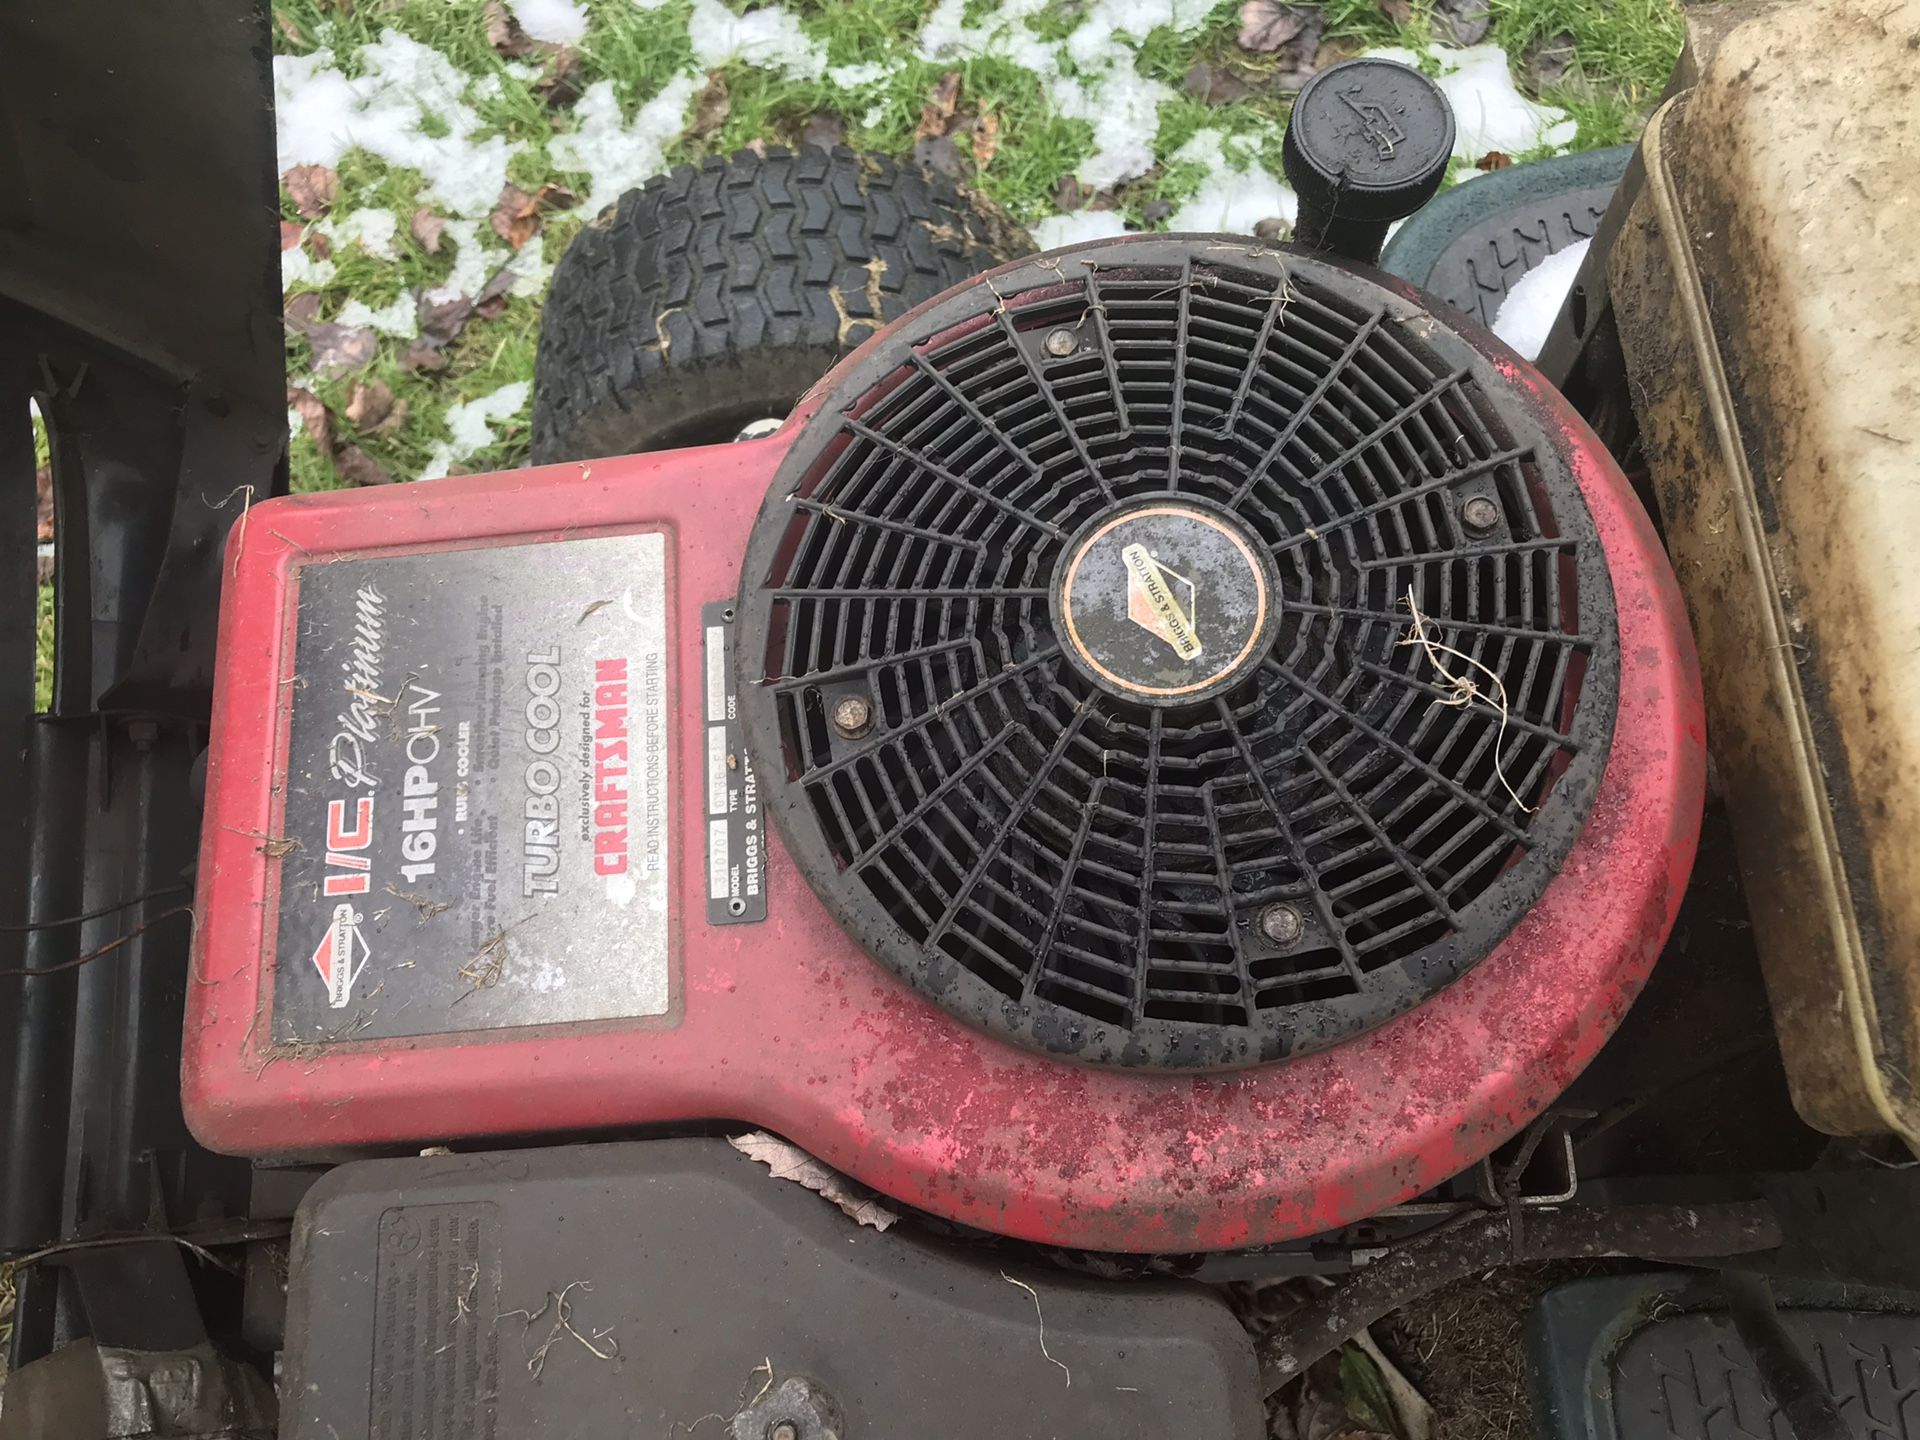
[[281, 1140, 1264, 1440]]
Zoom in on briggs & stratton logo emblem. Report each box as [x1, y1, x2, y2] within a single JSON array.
[[310, 902, 370, 1009], [1122, 543, 1204, 661]]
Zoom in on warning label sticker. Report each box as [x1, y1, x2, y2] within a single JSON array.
[[270, 532, 673, 1044]]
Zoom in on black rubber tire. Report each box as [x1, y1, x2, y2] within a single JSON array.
[[530, 145, 1033, 462]]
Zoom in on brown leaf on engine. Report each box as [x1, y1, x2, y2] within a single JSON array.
[[344, 380, 397, 434], [287, 385, 337, 455], [410, 207, 447, 255], [1377, 0, 1413, 26], [533, 46, 584, 107], [970, 111, 1002, 170], [690, 71, 732, 141], [1477, 150, 1513, 170], [284, 164, 339, 219], [915, 70, 963, 142], [334, 444, 396, 487], [1238, 0, 1308, 52], [483, 0, 550, 58]]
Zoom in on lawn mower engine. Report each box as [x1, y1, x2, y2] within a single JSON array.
[[187, 234, 1702, 1260]]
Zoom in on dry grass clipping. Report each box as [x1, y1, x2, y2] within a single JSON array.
[[1399, 588, 1535, 813], [498, 1280, 618, 1379]]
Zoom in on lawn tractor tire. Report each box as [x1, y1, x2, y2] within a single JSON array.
[[530, 145, 1033, 462]]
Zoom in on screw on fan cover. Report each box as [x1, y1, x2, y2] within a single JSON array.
[[735, 237, 1619, 1070]]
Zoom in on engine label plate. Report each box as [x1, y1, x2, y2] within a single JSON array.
[[270, 531, 674, 1043], [701, 601, 768, 927]]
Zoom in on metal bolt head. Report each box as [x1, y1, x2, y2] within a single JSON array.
[[770, 1425, 800, 1440], [830, 693, 873, 738], [1461, 495, 1501, 535], [1044, 327, 1079, 359], [1258, 903, 1304, 948]]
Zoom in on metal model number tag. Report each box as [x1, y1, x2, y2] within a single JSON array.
[[702, 601, 767, 925], [271, 532, 674, 1044]]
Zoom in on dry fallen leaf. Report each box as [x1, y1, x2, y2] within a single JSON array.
[[690, 70, 731, 141], [473, 266, 517, 320], [334, 444, 396, 487], [1433, 0, 1491, 46], [275, 12, 310, 46], [1377, 0, 1413, 27], [401, 338, 450, 373], [287, 385, 337, 454], [410, 207, 447, 254], [483, 0, 550, 59], [912, 134, 969, 180], [915, 69, 963, 142], [800, 111, 847, 151], [490, 181, 537, 248], [728, 1131, 900, 1231], [1238, 0, 1309, 52], [284, 164, 339, 219], [345, 379, 397, 433], [35, 464, 53, 543], [490, 182, 581, 251], [294, 320, 377, 379], [279, 220, 305, 253], [971, 110, 1002, 170], [1477, 150, 1513, 170], [533, 46, 584, 107], [418, 295, 475, 348], [1522, 30, 1577, 92], [284, 291, 323, 327], [1185, 59, 1253, 105]]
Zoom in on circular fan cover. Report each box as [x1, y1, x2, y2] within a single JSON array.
[[736, 238, 1618, 1070]]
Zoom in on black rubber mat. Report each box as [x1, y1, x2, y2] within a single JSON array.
[[1381, 147, 1632, 329]]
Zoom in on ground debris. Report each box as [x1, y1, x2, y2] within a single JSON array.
[[497, 1279, 617, 1379]]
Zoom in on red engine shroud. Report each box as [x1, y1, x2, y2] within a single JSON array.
[[185, 336, 1703, 1254]]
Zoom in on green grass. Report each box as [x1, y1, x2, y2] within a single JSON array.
[[267, 0, 1682, 500]]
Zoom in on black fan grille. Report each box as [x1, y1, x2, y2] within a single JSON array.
[[739, 241, 1617, 1069]]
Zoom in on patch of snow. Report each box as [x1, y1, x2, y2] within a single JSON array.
[[281, 247, 337, 289], [287, 407, 305, 440], [1165, 129, 1298, 235], [1367, 45, 1578, 161], [420, 380, 532, 480], [424, 218, 494, 305], [511, 0, 588, 45], [827, 61, 893, 88], [552, 76, 701, 215], [918, 0, 1196, 190], [689, 0, 828, 81], [273, 33, 520, 217], [1493, 237, 1589, 360], [337, 293, 420, 338], [322, 207, 400, 260], [447, 381, 532, 453], [1032, 210, 1131, 250], [632, 0, 673, 9]]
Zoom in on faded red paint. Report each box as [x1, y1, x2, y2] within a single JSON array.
[[184, 337, 1703, 1254]]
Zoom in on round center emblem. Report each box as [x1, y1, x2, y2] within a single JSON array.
[[1052, 500, 1279, 704]]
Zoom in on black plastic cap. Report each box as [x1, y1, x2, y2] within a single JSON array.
[[1283, 58, 1455, 262]]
